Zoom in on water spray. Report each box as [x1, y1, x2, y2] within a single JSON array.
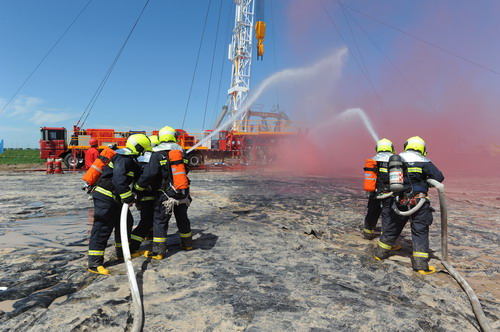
[[187, 48, 348, 154], [308, 107, 379, 145], [336, 108, 379, 143]]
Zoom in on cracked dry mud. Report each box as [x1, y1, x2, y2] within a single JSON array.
[[0, 170, 498, 331]]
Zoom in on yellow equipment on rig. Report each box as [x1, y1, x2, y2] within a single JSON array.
[[255, 21, 266, 60]]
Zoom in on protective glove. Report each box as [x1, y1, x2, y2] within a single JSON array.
[[123, 194, 136, 205]]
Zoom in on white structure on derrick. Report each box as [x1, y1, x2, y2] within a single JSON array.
[[215, 0, 255, 131]]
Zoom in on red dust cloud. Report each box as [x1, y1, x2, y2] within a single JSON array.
[[267, 0, 500, 180]]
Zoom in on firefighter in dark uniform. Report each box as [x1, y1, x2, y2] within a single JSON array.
[[129, 135, 159, 255], [362, 138, 395, 240], [374, 136, 444, 275], [87, 134, 151, 275], [134, 125, 192, 260]]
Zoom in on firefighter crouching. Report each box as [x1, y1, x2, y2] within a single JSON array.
[[374, 136, 444, 275], [129, 135, 160, 256], [134, 126, 193, 260], [87, 134, 151, 275], [362, 138, 395, 240]]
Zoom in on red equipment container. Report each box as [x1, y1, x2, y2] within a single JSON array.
[[46, 159, 54, 174], [54, 159, 63, 174]]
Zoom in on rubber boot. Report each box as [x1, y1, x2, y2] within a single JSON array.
[[88, 266, 110, 275], [143, 250, 163, 260], [362, 228, 376, 240], [131, 250, 146, 258], [417, 265, 436, 275], [374, 246, 391, 261], [115, 248, 124, 262], [412, 256, 431, 272], [180, 236, 193, 251], [88, 253, 104, 269]]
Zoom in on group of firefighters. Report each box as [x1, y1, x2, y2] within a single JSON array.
[[84, 125, 192, 275], [363, 136, 444, 275], [83, 130, 443, 276]]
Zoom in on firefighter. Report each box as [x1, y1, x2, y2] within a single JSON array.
[[87, 134, 151, 275], [134, 125, 192, 260], [374, 136, 444, 275], [84, 138, 100, 170], [362, 138, 395, 240], [129, 135, 160, 255]]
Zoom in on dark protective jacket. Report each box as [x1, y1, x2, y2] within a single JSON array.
[[372, 151, 392, 192], [400, 150, 444, 194], [95, 148, 141, 203], [135, 142, 189, 197]]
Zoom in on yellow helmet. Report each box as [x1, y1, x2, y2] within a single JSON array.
[[126, 134, 151, 155], [376, 138, 395, 153], [158, 125, 178, 143], [404, 136, 426, 155], [149, 135, 160, 148]]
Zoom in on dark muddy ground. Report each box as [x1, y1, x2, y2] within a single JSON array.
[[0, 170, 498, 331]]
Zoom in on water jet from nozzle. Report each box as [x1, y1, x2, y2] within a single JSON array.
[[187, 47, 348, 154], [337, 108, 379, 143]]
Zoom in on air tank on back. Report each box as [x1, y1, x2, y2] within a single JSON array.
[[389, 154, 405, 192]]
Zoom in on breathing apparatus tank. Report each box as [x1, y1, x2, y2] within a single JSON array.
[[388, 154, 404, 192]]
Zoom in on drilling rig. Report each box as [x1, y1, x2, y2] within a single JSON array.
[[39, 0, 296, 169]]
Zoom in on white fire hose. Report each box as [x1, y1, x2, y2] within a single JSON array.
[[120, 203, 143, 332], [391, 196, 426, 216], [426, 179, 492, 332]]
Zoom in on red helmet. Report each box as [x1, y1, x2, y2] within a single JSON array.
[[89, 138, 98, 146]]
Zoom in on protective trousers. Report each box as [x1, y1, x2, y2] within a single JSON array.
[[375, 199, 433, 270], [129, 198, 154, 252], [152, 193, 192, 255], [88, 192, 133, 268], [363, 196, 393, 238]]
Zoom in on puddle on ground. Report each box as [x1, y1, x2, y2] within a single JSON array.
[[48, 295, 68, 309], [0, 210, 94, 251], [0, 299, 15, 312]]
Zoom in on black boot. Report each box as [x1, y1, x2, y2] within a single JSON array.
[[180, 236, 193, 251]]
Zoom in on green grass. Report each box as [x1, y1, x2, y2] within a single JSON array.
[[0, 149, 42, 164]]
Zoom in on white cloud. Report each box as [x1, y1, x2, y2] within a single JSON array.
[[31, 110, 75, 125], [9, 95, 45, 116], [2, 95, 77, 125]]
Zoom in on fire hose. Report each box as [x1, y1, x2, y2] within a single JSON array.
[[426, 179, 492, 332], [391, 195, 426, 216], [120, 203, 143, 332]]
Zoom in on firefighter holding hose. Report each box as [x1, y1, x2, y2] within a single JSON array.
[[134, 125, 193, 260], [362, 138, 395, 240], [87, 134, 151, 275], [374, 136, 444, 275], [128, 135, 160, 255]]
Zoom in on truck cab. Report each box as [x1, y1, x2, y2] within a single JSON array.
[[39, 127, 67, 159]]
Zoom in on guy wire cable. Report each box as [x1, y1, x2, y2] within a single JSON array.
[[81, 0, 151, 128], [342, 2, 500, 77], [181, 0, 213, 129], [340, 1, 437, 114], [318, 0, 389, 118], [1, 0, 94, 116], [202, 0, 223, 131], [211, 0, 233, 127]]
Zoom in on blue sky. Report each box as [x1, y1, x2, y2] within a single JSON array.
[[1, 0, 500, 150]]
